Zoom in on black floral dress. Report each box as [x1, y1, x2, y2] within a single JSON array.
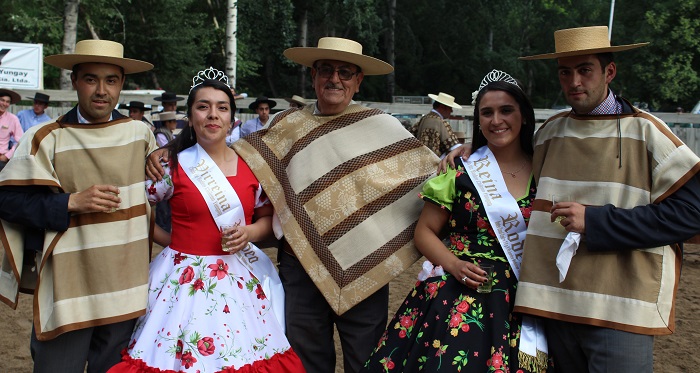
[[362, 166, 537, 373]]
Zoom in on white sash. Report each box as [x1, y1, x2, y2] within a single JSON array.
[[464, 146, 547, 370], [179, 144, 285, 330]]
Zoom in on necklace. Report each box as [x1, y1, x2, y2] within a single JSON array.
[[501, 159, 528, 178]]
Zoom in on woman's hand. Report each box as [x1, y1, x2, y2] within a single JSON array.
[[446, 259, 488, 290], [221, 225, 251, 254]]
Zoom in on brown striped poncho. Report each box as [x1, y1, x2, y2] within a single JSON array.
[[0, 115, 157, 340], [514, 107, 700, 335], [233, 104, 439, 315]]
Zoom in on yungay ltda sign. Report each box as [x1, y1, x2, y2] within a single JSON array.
[[0, 41, 43, 90]]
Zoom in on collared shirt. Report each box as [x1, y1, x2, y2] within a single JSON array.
[[77, 108, 113, 124], [585, 89, 622, 115], [0, 111, 23, 158], [430, 109, 444, 119], [240, 117, 267, 137], [16, 109, 52, 132]]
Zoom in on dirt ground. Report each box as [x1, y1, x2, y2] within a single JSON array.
[[2, 245, 699, 372]]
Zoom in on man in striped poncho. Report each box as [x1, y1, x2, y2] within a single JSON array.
[[513, 26, 700, 372], [233, 37, 440, 373], [0, 40, 157, 372]]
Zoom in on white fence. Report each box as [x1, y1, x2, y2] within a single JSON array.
[[8, 90, 700, 155]]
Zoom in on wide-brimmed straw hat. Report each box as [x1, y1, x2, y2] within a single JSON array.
[[0, 88, 21, 104], [44, 39, 153, 74], [428, 92, 462, 109], [249, 96, 277, 111], [284, 95, 306, 106], [159, 111, 177, 121], [283, 37, 394, 75], [121, 101, 151, 111], [27, 92, 50, 104], [520, 26, 649, 60], [154, 92, 184, 103]]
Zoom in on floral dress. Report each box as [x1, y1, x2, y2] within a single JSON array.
[[109, 157, 305, 373], [361, 165, 537, 373]]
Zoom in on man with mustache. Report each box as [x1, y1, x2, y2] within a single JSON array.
[[0, 39, 157, 372]]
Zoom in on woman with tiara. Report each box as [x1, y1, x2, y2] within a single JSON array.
[[109, 68, 305, 373], [361, 70, 547, 373]]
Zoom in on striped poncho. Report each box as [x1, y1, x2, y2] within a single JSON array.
[[514, 107, 700, 335], [234, 103, 439, 315], [0, 111, 157, 340]]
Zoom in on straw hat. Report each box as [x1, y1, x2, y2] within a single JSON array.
[[284, 95, 306, 106], [44, 39, 153, 74], [27, 92, 50, 104], [520, 26, 649, 60], [121, 101, 151, 111], [159, 111, 177, 121], [428, 92, 462, 109], [283, 37, 394, 75], [0, 88, 21, 104]]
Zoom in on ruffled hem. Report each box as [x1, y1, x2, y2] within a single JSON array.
[[108, 348, 306, 373]]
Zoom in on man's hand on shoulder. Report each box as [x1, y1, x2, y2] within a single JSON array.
[[146, 148, 170, 181], [438, 144, 471, 173]]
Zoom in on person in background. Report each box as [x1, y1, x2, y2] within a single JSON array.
[[121, 100, 153, 130], [109, 68, 304, 373], [153, 111, 177, 147], [0, 39, 156, 373], [0, 88, 23, 171], [410, 92, 461, 157], [152, 111, 178, 233], [17, 92, 51, 132], [151, 91, 187, 130], [284, 95, 306, 108], [362, 70, 547, 373], [240, 96, 276, 136]]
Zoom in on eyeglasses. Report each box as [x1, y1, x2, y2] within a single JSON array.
[[314, 65, 359, 81]]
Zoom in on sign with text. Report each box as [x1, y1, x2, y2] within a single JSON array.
[[0, 41, 43, 89]]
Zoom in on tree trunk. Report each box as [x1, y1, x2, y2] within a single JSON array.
[[385, 0, 396, 102], [60, 0, 80, 93], [298, 9, 308, 98], [225, 0, 238, 87]]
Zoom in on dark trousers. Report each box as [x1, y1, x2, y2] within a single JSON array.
[[278, 249, 389, 373], [30, 319, 136, 373], [545, 319, 654, 373]]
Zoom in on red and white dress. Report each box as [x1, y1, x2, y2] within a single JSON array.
[[109, 157, 304, 373]]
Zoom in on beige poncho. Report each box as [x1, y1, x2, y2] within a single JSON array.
[[0, 116, 157, 340], [514, 108, 700, 335], [234, 104, 439, 314]]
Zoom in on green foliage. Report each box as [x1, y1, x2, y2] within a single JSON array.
[[1, 0, 697, 110]]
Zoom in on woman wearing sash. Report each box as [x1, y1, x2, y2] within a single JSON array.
[[362, 71, 547, 373], [110, 69, 305, 372]]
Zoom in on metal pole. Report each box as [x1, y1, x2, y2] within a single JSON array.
[[608, 0, 616, 39]]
